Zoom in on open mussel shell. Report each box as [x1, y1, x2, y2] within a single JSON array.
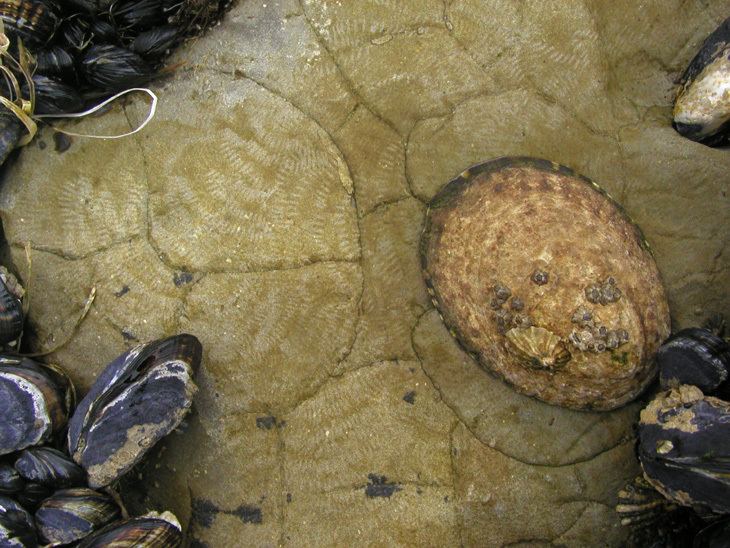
[[81, 44, 153, 91], [657, 327, 730, 399], [0, 357, 74, 456], [68, 334, 201, 488], [35, 487, 120, 546], [638, 385, 730, 514], [77, 511, 182, 548], [673, 16, 730, 145], [14, 447, 85, 488], [0, 275, 23, 345], [0, 494, 37, 548], [0, 464, 23, 495]]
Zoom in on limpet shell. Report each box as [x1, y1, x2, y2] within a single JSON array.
[[420, 157, 670, 410]]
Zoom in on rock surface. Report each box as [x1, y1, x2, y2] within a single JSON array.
[[0, 0, 728, 545]]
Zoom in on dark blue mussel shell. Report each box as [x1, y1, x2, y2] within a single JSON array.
[[0, 357, 74, 456], [694, 516, 730, 548], [0, 0, 60, 49], [638, 385, 730, 515], [657, 327, 730, 400], [132, 24, 179, 58], [14, 446, 85, 487], [81, 44, 153, 91], [67, 334, 201, 488], [0, 494, 37, 547]]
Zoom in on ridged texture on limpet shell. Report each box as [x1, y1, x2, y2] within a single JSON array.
[[420, 157, 670, 410], [67, 334, 201, 488], [77, 511, 182, 548], [504, 326, 571, 370], [638, 385, 730, 514], [657, 327, 730, 399], [673, 16, 730, 145], [0, 494, 37, 547], [14, 447, 85, 488], [0, 357, 72, 455], [35, 487, 120, 545]]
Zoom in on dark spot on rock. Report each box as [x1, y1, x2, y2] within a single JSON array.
[[121, 328, 137, 341], [189, 539, 210, 548], [365, 474, 402, 498], [38, 140, 46, 150], [416, 487, 422, 495], [493, 182, 503, 193], [444, 496, 449, 503], [229, 504, 262, 524], [256, 415, 277, 430], [286, 493, 292, 503], [548, 417, 555, 426], [173, 271, 194, 287], [114, 285, 130, 297], [53, 132, 72, 153], [233, 68, 245, 79], [403, 391, 416, 405], [191, 498, 219, 528]]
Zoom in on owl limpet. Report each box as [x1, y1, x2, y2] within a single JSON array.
[[420, 157, 670, 410]]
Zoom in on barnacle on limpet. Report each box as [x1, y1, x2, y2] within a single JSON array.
[[505, 326, 571, 370], [530, 269, 548, 285]]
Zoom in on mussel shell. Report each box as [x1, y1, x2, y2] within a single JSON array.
[[26, 74, 84, 115], [673, 17, 730, 145], [34, 46, 76, 79], [0, 276, 23, 345], [112, 0, 164, 31], [615, 475, 698, 547], [64, 0, 114, 13], [132, 24, 179, 58], [694, 516, 730, 548], [0, 0, 59, 49], [0, 495, 37, 548], [657, 327, 730, 399], [0, 464, 23, 495], [0, 357, 71, 455], [81, 44, 153, 91], [77, 511, 182, 547], [638, 385, 730, 514], [14, 447, 85, 487], [88, 18, 116, 43], [60, 14, 92, 51], [15, 481, 52, 510], [35, 487, 120, 545], [68, 334, 201, 488]]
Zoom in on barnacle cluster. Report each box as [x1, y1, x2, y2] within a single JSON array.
[[584, 276, 622, 305], [489, 282, 532, 335], [568, 306, 629, 353]]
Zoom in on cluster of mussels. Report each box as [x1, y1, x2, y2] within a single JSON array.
[[0, 0, 226, 116], [0, 272, 202, 547], [617, 321, 730, 546]]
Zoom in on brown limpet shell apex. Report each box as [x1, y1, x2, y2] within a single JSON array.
[[420, 157, 670, 410]]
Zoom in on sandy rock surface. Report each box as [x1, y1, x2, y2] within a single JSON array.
[[0, 0, 728, 546]]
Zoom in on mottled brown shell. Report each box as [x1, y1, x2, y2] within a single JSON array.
[[420, 157, 670, 410]]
